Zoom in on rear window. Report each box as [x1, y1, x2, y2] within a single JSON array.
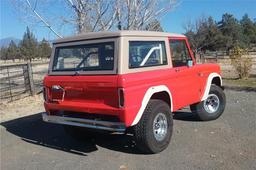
[[52, 42, 114, 72], [129, 41, 167, 68]]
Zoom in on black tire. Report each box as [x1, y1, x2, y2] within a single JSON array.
[[133, 99, 173, 154], [63, 125, 109, 140], [190, 84, 226, 121]]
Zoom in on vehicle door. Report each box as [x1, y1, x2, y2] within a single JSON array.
[[168, 37, 201, 109]]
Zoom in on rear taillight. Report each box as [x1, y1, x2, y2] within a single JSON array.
[[43, 87, 48, 101], [51, 85, 65, 102], [118, 88, 124, 108]]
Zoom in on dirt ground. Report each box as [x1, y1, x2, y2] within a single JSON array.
[[0, 89, 256, 170], [0, 95, 44, 122]]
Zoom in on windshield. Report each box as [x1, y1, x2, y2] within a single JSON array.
[[52, 42, 114, 72]]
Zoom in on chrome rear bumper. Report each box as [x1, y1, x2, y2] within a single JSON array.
[[42, 113, 126, 132]]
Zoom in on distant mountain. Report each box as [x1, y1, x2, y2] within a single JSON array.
[[0, 37, 21, 47]]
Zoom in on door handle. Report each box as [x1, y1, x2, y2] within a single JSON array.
[[198, 72, 204, 77]]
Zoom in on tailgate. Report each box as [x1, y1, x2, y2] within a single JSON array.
[[44, 75, 119, 109]]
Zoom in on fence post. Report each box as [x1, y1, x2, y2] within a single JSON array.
[[23, 65, 29, 92], [7, 66, 13, 102], [27, 63, 35, 96]]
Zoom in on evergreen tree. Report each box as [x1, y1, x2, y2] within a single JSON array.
[[218, 13, 245, 50], [6, 40, 19, 61], [0, 27, 53, 62], [186, 16, 222, 51], [19, 27, 38, 62], [0, 47, 8, 61], [202, 17, 223, 51], [240, 14, 256, 44], [38, 38, 52, 59], [184, 13, 256, 52]]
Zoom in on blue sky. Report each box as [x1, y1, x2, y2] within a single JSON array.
[[1, 0, 255, 41]]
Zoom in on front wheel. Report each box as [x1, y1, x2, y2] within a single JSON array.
[[133, 99, 173, 154], [190, 84, 226, 121]]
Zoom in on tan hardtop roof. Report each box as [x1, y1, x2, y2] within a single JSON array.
[[54, 31, 186, 44]]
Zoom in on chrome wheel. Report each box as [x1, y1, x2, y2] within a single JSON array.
[[153, 112, 168, 142], [203, 94, 220, 114]]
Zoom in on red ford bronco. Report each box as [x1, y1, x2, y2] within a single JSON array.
[[42, 31, 226, 153]]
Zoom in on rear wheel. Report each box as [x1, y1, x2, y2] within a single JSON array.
[[190, 84, 226, 121], [133, 99, 173, 154]]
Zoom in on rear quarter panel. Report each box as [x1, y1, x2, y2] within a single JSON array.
[[118, 69, 171, 126]]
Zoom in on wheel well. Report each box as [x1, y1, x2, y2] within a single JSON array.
[[212, 77, 221, 87], [151, 91, 171, 108]]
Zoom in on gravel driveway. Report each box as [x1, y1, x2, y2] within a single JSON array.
[[1, 90, 255, 170]]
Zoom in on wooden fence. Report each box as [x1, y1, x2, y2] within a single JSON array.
[[195, 50, 256, 78], [0, 62, 48, 103], [196, 50, 256, 62]]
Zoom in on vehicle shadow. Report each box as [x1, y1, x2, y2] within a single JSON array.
[[173, 109, 200, 122], [0, 113, 142, 156], [1, 110, 200, 156]]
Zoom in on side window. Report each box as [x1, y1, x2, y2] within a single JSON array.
[[129, 41, 167, 68], [170, 40, 191, 67]]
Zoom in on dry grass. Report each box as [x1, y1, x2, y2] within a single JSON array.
[[223, 78, 256, 88], [0, 94, 44, 122]]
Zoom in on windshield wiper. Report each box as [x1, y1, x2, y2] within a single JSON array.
[[76, 52, 98, 70], [73, 51, 98, 75]]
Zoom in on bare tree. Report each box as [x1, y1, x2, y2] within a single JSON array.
[[66, 0, 178, 32], [182, 18, 195, 33], [117, 0, 177, 30], [66, 0, 118, 33], [25, 0, 62, 38], [11, 0, 66, 37], [12, 0, 178, 37]]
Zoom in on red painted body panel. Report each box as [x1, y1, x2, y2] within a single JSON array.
[[117, 64, 220, 126], [43, 35, 222, 128], [43, 75, 122, 115]]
